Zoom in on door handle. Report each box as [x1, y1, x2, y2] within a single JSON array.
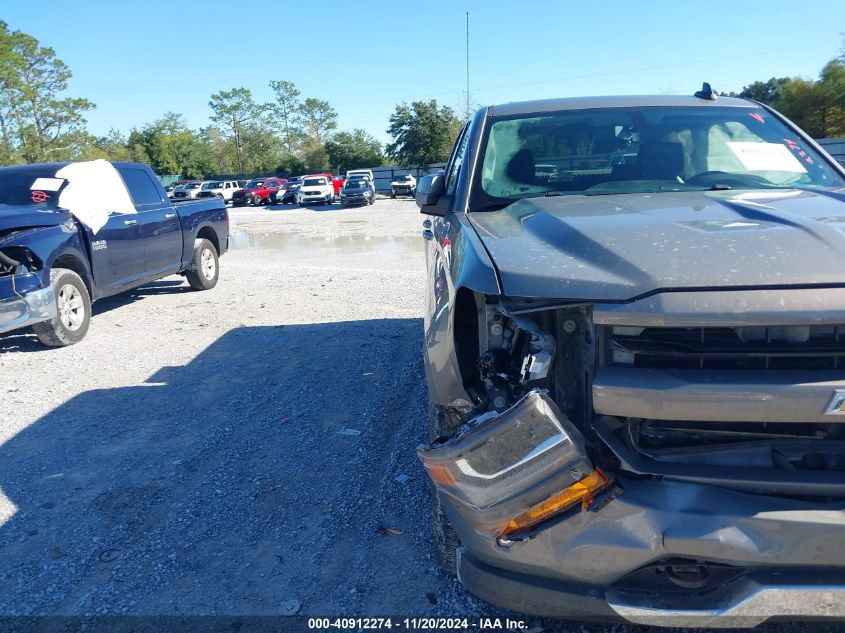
[[164, 212, 177, 219], [422, 219, 432, 228], [422, 229, 434, 240], [123, 219, 138, 226]]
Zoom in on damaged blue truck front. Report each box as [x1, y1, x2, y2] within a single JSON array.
[[0, 205, 86, 335], [416, 91, 845, 627]]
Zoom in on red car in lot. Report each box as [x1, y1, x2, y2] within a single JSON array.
[[231, 177, 287, 206]]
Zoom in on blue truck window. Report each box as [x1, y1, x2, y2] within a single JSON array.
[[118, 167, 162, 206]]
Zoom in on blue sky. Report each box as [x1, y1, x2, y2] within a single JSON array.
[[4, 0, 844, 144]]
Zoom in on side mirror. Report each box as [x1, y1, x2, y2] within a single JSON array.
[[415, 173, 446, 213]]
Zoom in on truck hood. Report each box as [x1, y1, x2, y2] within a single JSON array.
[[468, 188, 845, 301], [0, 205, 69, 237]]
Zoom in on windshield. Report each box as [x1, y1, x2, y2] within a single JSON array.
[[397, 175, 411, 181], [475, 106, 844, 206], [185, 182, 201, 190], [303, 178, 325, 186], [246, 179, 264, 188], [345, 179, 367, 189], [202, 182, 221, 189], [0, 166, 67, 210]]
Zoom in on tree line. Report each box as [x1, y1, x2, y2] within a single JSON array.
[[728, 57, 845, 138], [1, 20, 843, 178]]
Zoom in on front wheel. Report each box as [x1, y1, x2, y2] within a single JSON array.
[[32, 268, 92, 347], [185, 238, 219, 290], [428, 403, 461, 576], [252, 194, 263, 206]]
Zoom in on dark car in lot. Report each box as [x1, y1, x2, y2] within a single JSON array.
[[415, 88, 845, 627], [273, 176, 302, 204], [0, 161, 228, 347], [338, 177, 374, 207]]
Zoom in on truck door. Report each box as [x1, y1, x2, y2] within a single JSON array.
[[86, 212, 145, 293], [116, 166, 182, 277]]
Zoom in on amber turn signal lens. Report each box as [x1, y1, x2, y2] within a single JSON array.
[[501, 469, 610, 537], [424, 463, 457, 487]]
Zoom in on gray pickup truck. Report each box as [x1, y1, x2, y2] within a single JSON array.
[[415, 86, 845, 627]]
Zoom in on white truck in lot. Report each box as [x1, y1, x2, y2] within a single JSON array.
[[390, 173, 416, 198], [196, 180, 241, 204], [346, 169, 376, 193]]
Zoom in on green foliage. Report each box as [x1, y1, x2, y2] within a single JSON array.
[[276, 153, 306, 177], [126, 113, 213, 178], [386, 100, 462, 168], [269, 80, 303, 154], [208, 87, 270, 174], [298, 97, 337, 145], [325, 129, 384, 174], [299, 137, 330, 173], [736, 77, 790, 105], [733, 60, 845, 138], [0, 20, 94, 164]]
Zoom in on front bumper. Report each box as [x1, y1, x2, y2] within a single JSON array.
[[0, 283, 56, 335], [299, 194, 332, 203], [446, 476, 845, 627], [459, 550, 845, 628], [340, 196, 369, 206]]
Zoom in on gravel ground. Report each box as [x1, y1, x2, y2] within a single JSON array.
[[0, 198, 839, 632]]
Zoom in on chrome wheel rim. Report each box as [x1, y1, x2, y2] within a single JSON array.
[[57, 283, 85, 331], [200, 248, 216, 280]]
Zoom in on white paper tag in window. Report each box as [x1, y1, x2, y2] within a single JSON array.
[[726, 142, 807, 173], [30, 177, 65, 191]]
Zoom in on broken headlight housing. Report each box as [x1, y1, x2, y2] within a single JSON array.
[[418, 390, 610, 537]]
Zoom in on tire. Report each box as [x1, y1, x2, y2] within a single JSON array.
[[185, 238, 219, 290], [391, 190, 396, 199], [32, 268, 92, 347], [252, 194, 263, 206], [428, 402, 462, 576]]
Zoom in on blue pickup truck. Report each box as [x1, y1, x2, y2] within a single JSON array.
[[0, 161, 228, 347]]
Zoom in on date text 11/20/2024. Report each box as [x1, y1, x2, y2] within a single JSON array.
[[307, 618, 529, 630]]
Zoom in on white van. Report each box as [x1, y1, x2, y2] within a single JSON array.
[[346, 169, 375, 189]]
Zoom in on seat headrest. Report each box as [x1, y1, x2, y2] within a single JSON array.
[[637, 142, 684, 180], [506, 148, 536, 184]]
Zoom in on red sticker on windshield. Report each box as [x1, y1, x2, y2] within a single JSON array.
[[31, 190, 49, 203]]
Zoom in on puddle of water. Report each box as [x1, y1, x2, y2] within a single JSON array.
[[230, 232, 425, 257]]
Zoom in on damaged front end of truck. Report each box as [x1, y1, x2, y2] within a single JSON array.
[[0, 222, 68, 336], [418, 291, 845, 628]]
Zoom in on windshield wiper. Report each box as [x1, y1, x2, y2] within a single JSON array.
[[478, 199, 518, 211]]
